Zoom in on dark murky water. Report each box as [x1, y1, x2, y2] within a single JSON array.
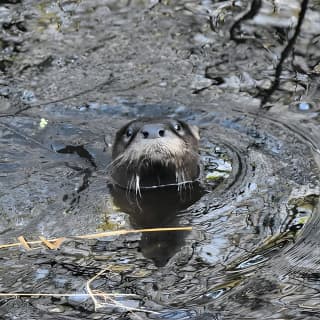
[[1, 0, 320, 319]]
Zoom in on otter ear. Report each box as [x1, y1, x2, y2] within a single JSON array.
[[188, 124, 200, 140]]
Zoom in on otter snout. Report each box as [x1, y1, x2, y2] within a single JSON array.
[[140, 123, 166, 139]]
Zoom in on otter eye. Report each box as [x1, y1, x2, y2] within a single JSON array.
[[125, 128, 133, 138], [174, 123, 182, 131]]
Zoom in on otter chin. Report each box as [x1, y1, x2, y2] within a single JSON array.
[[110, 117, 200, 191]]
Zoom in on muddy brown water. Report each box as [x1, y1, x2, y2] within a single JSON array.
[[1, 1, 320, 319]]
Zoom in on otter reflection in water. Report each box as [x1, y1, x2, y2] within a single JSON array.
[[109, 118, 204, 266]]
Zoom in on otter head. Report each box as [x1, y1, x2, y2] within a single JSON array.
[[110, 117, 200, 191]]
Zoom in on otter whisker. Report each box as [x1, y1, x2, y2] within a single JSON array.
[[125, 175, 135, 199], [181, 169, 187, 193], [127, 175, 133, 191], [135, 174, 141, 197], [106, 154, 125, 172], [176, 171, 181, 192]]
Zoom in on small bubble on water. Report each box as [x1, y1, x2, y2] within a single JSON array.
[[21, 90, 36, 104], [298, 102, 311, 111], [289, 101, 315, 113]]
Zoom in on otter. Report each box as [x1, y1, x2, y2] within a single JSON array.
[[110, 117, 200, 191], [109, 118, 203, 266]]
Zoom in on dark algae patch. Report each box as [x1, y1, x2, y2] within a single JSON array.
[[1, 0, 320, 319]]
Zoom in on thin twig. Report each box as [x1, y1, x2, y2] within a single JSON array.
[[0, 74, 115, 118], [230, 0, 262, 43], [0, 227, 193, 250], [85, 266, 159, 314], [258, 0, 309, 106]]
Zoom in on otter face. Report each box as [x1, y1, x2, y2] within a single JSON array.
[[110, 118, 200, 191]]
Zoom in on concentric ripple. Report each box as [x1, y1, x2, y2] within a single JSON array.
[[0, 102, 320, 320], [134, 104, 320, 316]]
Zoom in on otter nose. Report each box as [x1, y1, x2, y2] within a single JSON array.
[[141, 124, 166, 139]]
